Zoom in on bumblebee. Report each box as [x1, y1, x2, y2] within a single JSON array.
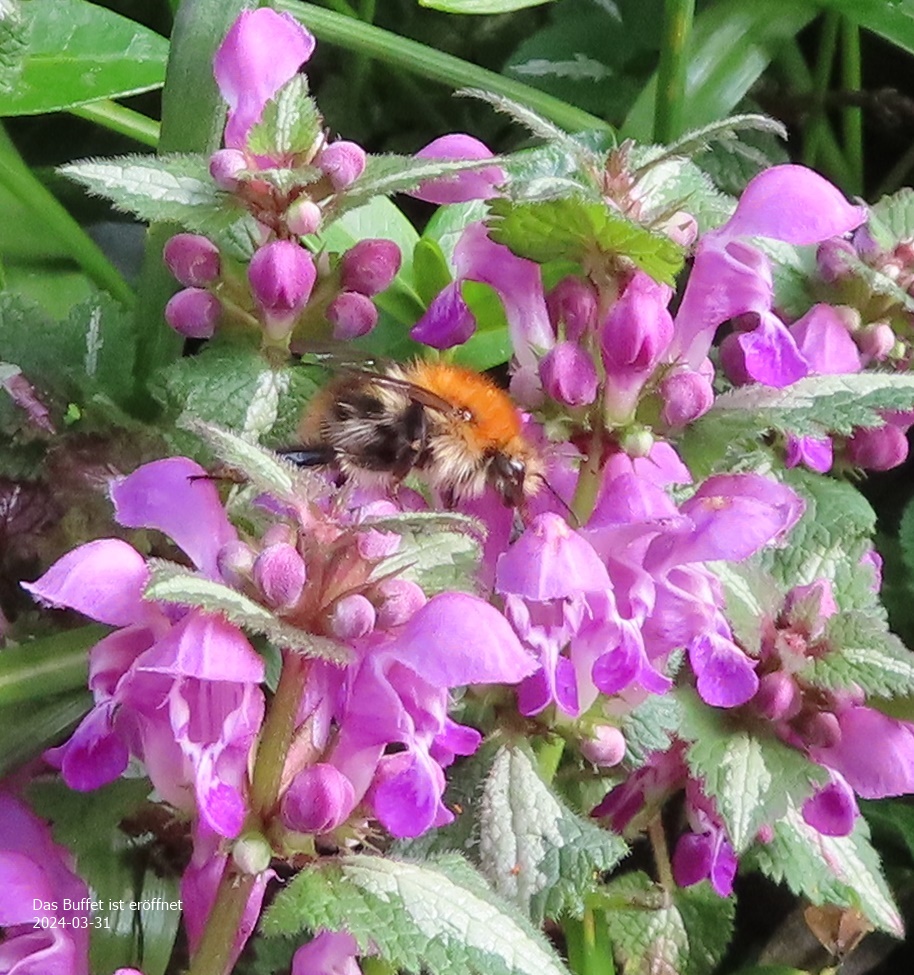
[[282, 360, 543, 506]]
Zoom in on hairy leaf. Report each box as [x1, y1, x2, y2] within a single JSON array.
[[263, 853, 572, 975], [247, 75, 321, 159]]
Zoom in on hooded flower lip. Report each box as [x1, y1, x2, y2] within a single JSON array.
[[411, 134, 504, 204], [213, 7, 316, 151]]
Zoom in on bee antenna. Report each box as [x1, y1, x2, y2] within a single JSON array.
[[537, 475, 582, 529]]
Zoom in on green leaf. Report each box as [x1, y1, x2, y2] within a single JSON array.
[[869, 187, 914, 248], [421, 0, 554, 11], [900, 494, 914, 581], [151, 341, 322, 450], [692, 374, 914, 450], [263, 853, 572, 975], [631, 150, 734, 234], [747, 803, 902, 936], [60, 154, 251, 241], [486, 197, 685, 285], [0, 0, 26, 93], [675, 883, 737, 975], [804, 614, 914, 698], [476, 744, 626, 923], [709, 559, 782, 656], [0, 624, 101, 705], [247, 74, 322, 160], [0, 0, 167, 115], [413, 237, 453, 307], [375, 513, 483, 595], [0, 690, 91, 776], [678, 689, 824, 851], [423, 199, 488, 264], [623, 0, 817, 141], [144, 560, 348, 663], [621, 693, 682, 766], [826, 0, 914, 58]]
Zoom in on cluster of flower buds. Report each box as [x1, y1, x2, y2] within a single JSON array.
[[162, 9, 403, 349]]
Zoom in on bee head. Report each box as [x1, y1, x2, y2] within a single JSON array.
[[489, 451, 532, 508]]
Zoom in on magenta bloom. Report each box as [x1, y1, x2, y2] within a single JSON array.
[[0, 793, 90, 975], [214, 8, 316, 152], [24, 458, 265, 839], [672, 165, 867, 382], [292, 931, 362, 975], [248, 240, 317, 340], [411, 134, 504, 204]]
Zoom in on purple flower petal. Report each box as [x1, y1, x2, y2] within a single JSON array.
[[496, 513, 610, 599], [214, 9, 316, 150], [137, 611, 264, 683], [111, 457, 237, 578], [785, 434, 833, 472], [737, 311, 809, 387], [389, 592, 536, 686], [689, 633, 758, 707], [811, 707, 914, 798], [370, 749, 446, 837], [717, 165, 867, 244], [410, 281, 476, 349], [411, 134, 504, 204], [789, 304, 862, 375], [48, 705, 129, 791], [292, 931, 361, 975], [802, 775, 858, 836], [23, 539, 150, 626]]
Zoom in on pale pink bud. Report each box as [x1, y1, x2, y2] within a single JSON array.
[[858, 322, 895, 362], [286, 198, 322, 236], [539, 341, 598, 406], [328, 291, 378, 340], [248, 240, 316, 339], [209, 148, 247, 190], [164, 233, 221, 287], [217, 540, 256, 587], [795, 710, 841, 749], [545, 276, 597, 341], [816, 238, 855, 282], [164, 288, 220, 339], [340, 239, 402, 296], [253, 542, 307, 609], [581, 726, 626, 767], [753, 672, 801, 721], [660, 370, 714, 427], [317, 140, 366, 190], [281, 764, 355, 833], [261, 523, 296, 547], [845, 424, 909, 470], [356, 528, 400, 560], [329, 593, 376, 640], [376, 579, 427, 629], [621, 428, 654, 458]]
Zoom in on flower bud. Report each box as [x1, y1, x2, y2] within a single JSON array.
[[581, 726, 626, 767], [621, 428, 654, 458], [802, 777, 858, 837], [753, 672, 801, 721], [816, 238, 855, 282], [248, 240, 316, 340], [539, 341, 598, 406], [232, 831, 272, 875], [317, 140, 366, 190], [209, 148, 247, 190], [217, 540, 256, 587], [253, 542, 307, 610], [261, 523, 296, 548], [376, 578, 427, 629], [794, 710, 842, 749], [285, 197, 322, 237], [164, 233, 221, 287], [831, 304, 861, 333], [660, 370, 714, 427], [356, 528, 400, 561], [164, 288, 221, 339], [329, 593, 375, 640], [340, 239, 402, 296], [411, 134, 503, 204], [281, 764, 355, 833], [545, 276, 597, 341], [664, 210, 698, 247], [845, 424, 909, 471], [857, 322, 895, 362], [328, 291, 378, 340], [718, 332, 751, 386]]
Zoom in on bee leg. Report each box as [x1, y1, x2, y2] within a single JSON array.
[[276, 446, 336, 468]]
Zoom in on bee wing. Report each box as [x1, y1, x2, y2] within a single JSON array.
[[341, 368, 458, 416]]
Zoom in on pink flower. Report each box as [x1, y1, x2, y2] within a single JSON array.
[[411, 134, 503, 204]]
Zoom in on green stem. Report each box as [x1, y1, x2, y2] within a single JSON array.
[[250, 651, 309, 816], [0, 127, 134, 306], [648, 815, 675, 892], [570, 428, 603, 526], [840, 17, 863, 195], [802, 11, 840, 171], [275, 0, 610, 133], [654, 0, 695, 143], [131, 0, 254, 414], [776, 41, 853, 188], [67, 100, 160, 148], [565, 909, 615, 975], [185, 861, 256, 975]]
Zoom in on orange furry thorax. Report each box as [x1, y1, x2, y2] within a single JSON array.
[[401, 361, 522, 451]]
